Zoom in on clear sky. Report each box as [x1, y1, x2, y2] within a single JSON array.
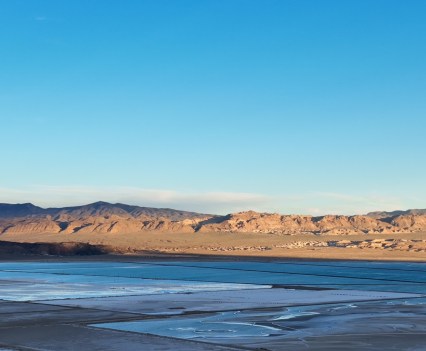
[[1, 0, 425, 214]]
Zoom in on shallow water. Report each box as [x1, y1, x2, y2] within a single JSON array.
[[94, 299, 426, 343], [1, 260, 425, 300], [2, 259, 425, 293], [1, 259, 425, 348]]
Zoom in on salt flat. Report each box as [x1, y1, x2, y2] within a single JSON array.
[[0, 259, 425, 350], [40, 288, 419, 315]]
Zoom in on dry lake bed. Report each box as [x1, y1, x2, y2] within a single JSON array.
[[0, 259, 425, 350]]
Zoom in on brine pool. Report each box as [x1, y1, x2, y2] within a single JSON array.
[[1, 259, 425, 348]]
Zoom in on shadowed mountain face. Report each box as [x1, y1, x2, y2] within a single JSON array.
[[0, 201, 211, 221], [366, 209, 426, 219], [0, 202, 425, 235], [0, 203, 45, 218]]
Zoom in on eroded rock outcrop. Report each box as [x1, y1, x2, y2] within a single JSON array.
[[2, 218, 62, 234]]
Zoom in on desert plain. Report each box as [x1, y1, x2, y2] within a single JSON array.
[[1, 230, 425, 262]]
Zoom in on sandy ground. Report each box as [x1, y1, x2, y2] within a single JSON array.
[[0, 231, 425, 261]]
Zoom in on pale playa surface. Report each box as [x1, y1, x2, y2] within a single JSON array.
[[1, 231, 425, 261], [40, 289, 419, 315]]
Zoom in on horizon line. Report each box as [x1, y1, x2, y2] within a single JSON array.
[[1, 200, 423, 217]]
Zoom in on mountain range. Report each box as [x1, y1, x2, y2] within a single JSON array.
[[0, 202, 425, 235]]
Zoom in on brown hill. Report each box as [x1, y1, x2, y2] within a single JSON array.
[[0, 201, 212, 221], [366, 209, 426, 219], [0, 203, 425, 235], [0, 202, 212, 235]]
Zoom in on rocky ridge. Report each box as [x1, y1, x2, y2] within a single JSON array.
[[0, 202, 425, 235]]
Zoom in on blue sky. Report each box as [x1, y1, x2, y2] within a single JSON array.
[[1, 0, 425, 214]]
